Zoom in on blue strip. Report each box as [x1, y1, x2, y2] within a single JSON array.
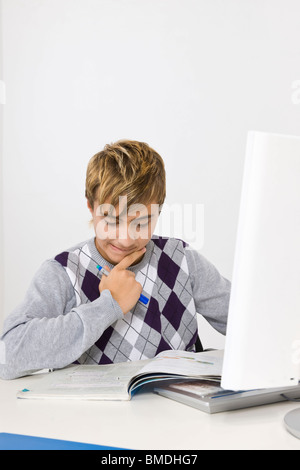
[[0, 433, 125, 450]]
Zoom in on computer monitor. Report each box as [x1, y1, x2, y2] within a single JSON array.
[[221, 131, 300, 439]]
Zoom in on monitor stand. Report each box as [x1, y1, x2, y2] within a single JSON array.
[[284, 408, 300, 439]]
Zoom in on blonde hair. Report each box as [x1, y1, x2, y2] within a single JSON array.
[[85, 140, 166, 218]]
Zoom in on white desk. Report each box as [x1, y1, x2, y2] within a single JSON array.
[[1, 374, 300, 450]]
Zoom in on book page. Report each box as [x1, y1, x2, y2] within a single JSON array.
[[67, 361, 147, 385], [137, 349, 223, 377], [17, 361, 150, 400]]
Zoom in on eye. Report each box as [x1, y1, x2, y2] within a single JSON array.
[[136, 222, 149, 229], [104, 219, 116, 227]]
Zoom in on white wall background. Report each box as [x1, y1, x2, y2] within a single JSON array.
[[1, 0, 300, 348]]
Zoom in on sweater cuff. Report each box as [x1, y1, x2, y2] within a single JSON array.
[[101, 289, 124, 320]]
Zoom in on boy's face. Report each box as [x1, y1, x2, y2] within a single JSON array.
[[88, 196, 160, 265]]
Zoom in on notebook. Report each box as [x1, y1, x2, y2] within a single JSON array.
[[16, 349, 222, 401], [154, 380, 300, 414]]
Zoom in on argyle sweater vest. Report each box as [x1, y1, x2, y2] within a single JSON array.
[[54, 235, 198, 364]]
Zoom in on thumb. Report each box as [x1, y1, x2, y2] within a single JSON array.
[[99, 265, 111, 290], [97, 265, 111, 276]]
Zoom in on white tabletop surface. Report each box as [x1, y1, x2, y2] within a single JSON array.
[[1, 373, 300, 450]]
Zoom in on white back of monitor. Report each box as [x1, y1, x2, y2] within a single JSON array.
[[221, 131, 300, 391]]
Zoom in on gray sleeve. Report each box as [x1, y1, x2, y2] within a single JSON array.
[[185, 248, 231, 335], [0, 259, 124, 380]]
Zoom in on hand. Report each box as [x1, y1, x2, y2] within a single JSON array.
[[99, 247, 146, 314]]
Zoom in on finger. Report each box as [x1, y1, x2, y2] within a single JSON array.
[[114, 247, 146, 271], [98, 265, 111, 280]]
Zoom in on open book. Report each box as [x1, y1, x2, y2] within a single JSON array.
[[16, 349, 222, 401]]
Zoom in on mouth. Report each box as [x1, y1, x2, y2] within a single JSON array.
[[109, 243, 135, 254]]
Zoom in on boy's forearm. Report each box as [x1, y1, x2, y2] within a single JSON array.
[[0, 290, 123, 380], [185, 248, 231, 335]]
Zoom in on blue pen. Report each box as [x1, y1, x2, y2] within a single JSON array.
[[96, 265, 149, 305]]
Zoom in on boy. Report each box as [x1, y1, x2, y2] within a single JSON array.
[[0, 140, 230, 379]]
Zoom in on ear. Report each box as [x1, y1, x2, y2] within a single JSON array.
[[87, 199, 93, 214]]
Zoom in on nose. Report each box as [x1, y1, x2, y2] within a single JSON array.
[[116, 224, 139, 247]]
